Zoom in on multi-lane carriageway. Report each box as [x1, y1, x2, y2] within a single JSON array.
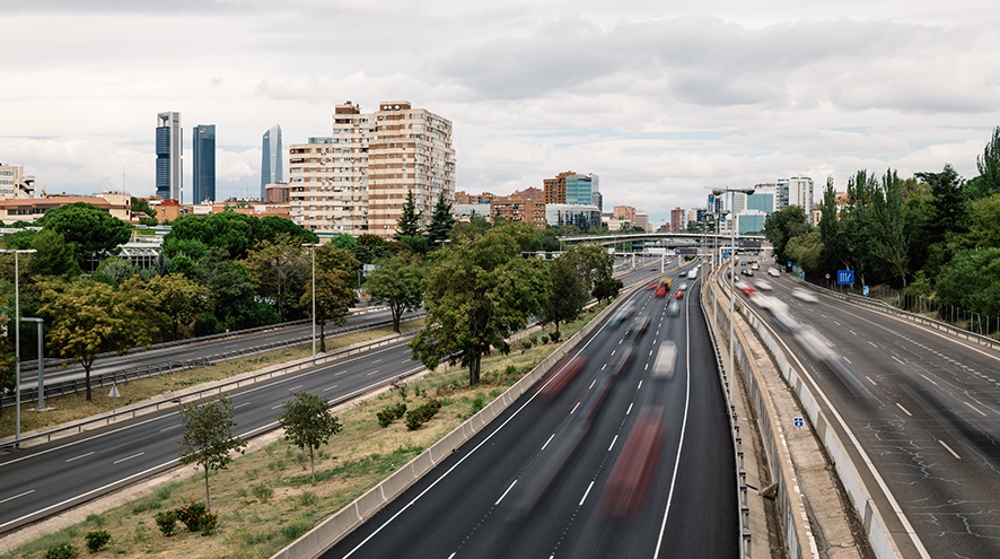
[[324, 272, 739, 559], [0, 262, 677, 537]]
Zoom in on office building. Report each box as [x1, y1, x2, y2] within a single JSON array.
[[261, 124, 283, 201], [192, 124, 216, 203], [777, 177, 814, 211], [288, 101, 455, 238], [156, 112, 182, 201], [634, 211, 651, 232], [545, 203, 601, 231]]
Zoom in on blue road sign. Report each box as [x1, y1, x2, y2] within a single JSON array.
[[723, 249, 730, 259], [837, 270, 855, 285], [863, 285, 870, 296], [793, 417, 804, 428], [787, 261, 792, 268]]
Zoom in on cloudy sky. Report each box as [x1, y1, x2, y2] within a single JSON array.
[[2, 0, 999, 225]]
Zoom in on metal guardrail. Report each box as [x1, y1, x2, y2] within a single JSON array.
[[0, 329, 420, 451], [1, 312, 423, 409]]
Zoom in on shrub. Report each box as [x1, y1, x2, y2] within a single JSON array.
[[470, 393, 485, 415], [154, 510, 178, 537], [549, 330, 561, 343], [251, 483, 274, 503], [43, 544, 78, 559], [298, 491, 319, 507], [199, 512, 219, 536], [404, 399, 444, 430], [84, 531, 111, 553], [518, 338, 533, 353], [177, 500, 206, 532], [376, 402, 408, 427]]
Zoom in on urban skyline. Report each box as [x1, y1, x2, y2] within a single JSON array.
[[2, 2, 998, 226]]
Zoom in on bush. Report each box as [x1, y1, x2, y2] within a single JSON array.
[[177, 500, 206, 532], [199, 512, 219, 536], [518, 338, 533, 353], [470, 393, 485, 414], [154, 510, 178, 537], [549, 330, 561, 343], [251, 483, 274, 503], [84, 531, 111, 553], [540, 334, 549, 344], [404, 399, 444, 430], [376, 402, 408, 427], [43, 544, 78, 559]]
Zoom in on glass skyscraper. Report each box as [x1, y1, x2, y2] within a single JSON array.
[[192, 124, 216, 203], [156, 112, 182, 201], [261, 124, 282, 200]]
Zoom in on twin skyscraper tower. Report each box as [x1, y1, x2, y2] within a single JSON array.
[[155, 112, 280, 204]]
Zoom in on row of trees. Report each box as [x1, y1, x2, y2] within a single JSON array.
[[765, 126, 1000, 320], [0, 190, 618, 405]]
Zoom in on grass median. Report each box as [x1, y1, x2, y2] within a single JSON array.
[[0, 304, 608, 559]]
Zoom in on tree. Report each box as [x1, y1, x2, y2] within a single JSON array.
[[366, 254, 424, 333], [395, 190, 423, 240], [544, 254, 588, 334], [866, 169, 910, 287], [258, 215, 319, 246], [972, 126, 1000, 200], [329, 233, 358, 251], [39, 277, 152, 400], [914, 164, 967, 276], [936, 247, 1000, 318], [353, 234, 393, 266], [164, 212, 258, 260], [764, 206, 811, 265], [277, 391, 342, 486], [179, 396, 246, 511], [561, 243, 615, 295], [0, 300, 17, 415], [147, 273, 211, 340], [411, 223, 548, 385], [93, 257, 136, 286], [131, 197, 158, 226], [965, 194, 1000, 249], [41, 202, 132, 268], [198, 250, 275, 331], [785, 231, 824, 275], [300, 246, 359, 351], [27, 229, 81, 279], [427, 191, 456, 248], [243, 235, 308, 322]]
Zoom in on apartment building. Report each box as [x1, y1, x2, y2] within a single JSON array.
[[613, 205, 636, 226], [491, 190, 546, 228], [0, 163, 35, 199]]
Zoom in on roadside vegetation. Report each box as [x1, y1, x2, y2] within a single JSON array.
[[0, 305, 607, 559], [765, 125, 1000, 337]]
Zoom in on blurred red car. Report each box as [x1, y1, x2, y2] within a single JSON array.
[[674, 290, 684, 299]]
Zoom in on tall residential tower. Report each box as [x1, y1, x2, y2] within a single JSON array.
[[156, 112, 182, 201], [192, 124, 216, 203], [261, 124, 283, 200]]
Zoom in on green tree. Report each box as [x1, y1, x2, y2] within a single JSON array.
[[198, 250, 275, 331], [39, 277, 152, 400], [27, 229, 81, 279], [965, 194, 1000, 248], [867, 169, 910, 286], [0, 229, 37, 250], [411, 223, 548, 385], [0, 302, 17, 415], [243, 235, 308, 322], [427, 192, 456, 248], [258, 215, 319, 246], [544, 254, 587, 334], [277, 391, 342, 486], [93, 257, 137, 286], [353, 234, 393, 266], [300, 246, 359, 352], [366, 254, 424, 333], [969, 126, 1000, 200], [147, 274, 211, 340], [764, 206, 811, 265], [179, 396, 246, 511], [131, 197, 158, 226], [785, 230, 824, 275], [164, 212, 258, 260], [936, 247, 1000, 318], [395, 190, 423, 240], [561, 243, 615, 295], [41, 202, 132, 268], [913, 164, 967, 276], [329, 233, 358, 251]]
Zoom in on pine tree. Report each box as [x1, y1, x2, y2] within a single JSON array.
[[395, 190, 423, 240], [427, 191, 457, 247]]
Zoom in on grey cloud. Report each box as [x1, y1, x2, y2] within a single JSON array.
[[4, 0, 253, 14]]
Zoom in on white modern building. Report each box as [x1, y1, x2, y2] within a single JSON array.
[[261, 124, 283, 201], [156, 112, 182, 201]]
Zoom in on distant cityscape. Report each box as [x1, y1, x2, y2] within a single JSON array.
[[0, 100, 820, 239]]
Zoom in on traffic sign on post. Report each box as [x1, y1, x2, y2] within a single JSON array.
[[863, 285, 870, 296], [837, 270, 855, 285]]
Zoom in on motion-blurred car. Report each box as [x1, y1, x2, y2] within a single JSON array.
[[734, 280, 756, 296], [767, 268, 780, 277], [792, 288, 818, 303], [674, 289, 684, 299], [666, 300, 681, 316], [652, 341, 678, 378], [754, 279, 773, 291]]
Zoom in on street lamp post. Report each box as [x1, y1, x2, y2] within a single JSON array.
[[1, 248, 37, 448], [712, 189, 754, 419], [302, 243, 322, 360]]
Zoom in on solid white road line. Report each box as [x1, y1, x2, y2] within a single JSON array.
[[938, 440, 961, 460], [495, 480, 517, 506], [66, 452, 95, 463], [579, 481, 595, 506], [0, 490, 34, 505], [113, 452, 144, 465], [896, 403, 912, 417]]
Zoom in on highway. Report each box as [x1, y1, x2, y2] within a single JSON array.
[[740, 267, 1000, 559], [0, 261, 674, 536], [324, 269, 738, 559]]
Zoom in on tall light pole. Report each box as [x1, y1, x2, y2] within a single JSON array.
[[302, 243, 321, 360], [2, 248, 37, 448], [712, 188, 754, 419]]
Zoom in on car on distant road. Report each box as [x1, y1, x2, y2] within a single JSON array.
[[666, 300, 681, 316], [767, 268, 780, 277], [754, 279, 773, 291], [792, 288, 818, 303]]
